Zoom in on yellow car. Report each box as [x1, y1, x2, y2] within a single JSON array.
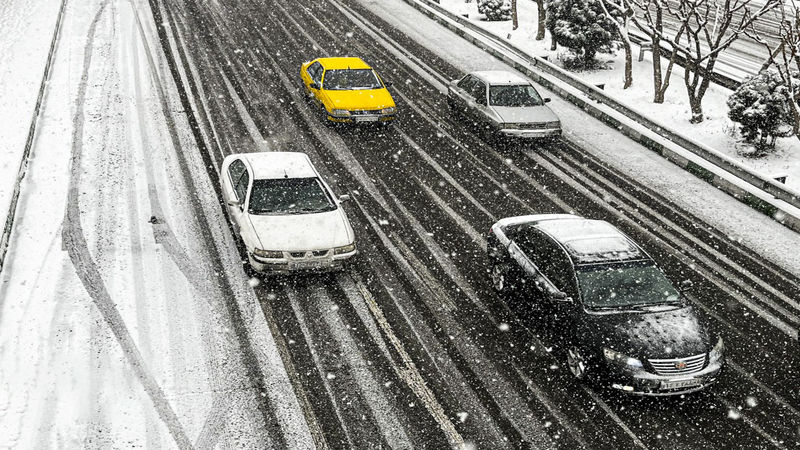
[[300, 57, 396, 123]]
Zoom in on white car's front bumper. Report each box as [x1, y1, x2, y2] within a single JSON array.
[[249, 248, 357, 274]]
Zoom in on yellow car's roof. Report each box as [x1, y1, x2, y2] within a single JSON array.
[[316, 57, 371, 70]]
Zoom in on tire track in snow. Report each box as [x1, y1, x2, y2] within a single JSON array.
[[61, 2, 193, 447]]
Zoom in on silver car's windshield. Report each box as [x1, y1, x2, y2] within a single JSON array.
[[248, 178, 336, 215], [577, 261, 681, 309], [489, 85, 543, 107], [323, 69, 382, 90]]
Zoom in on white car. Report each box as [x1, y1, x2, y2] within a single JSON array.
[[447, 70, 561, 139], [220, 152, 356, 273]]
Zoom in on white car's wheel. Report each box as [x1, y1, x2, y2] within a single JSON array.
[[567, 347, 587, 380]]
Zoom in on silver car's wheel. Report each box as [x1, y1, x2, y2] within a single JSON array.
[[567, 347, 587, 380], [491, 263, 507, 292]]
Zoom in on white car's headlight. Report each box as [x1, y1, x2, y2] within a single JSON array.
[[334, 243, 356, 255], [381, 107, 396, 115], [603, 348, 643, 369], [501, 123, 520, 129], [709, 337, 724, 362], [253, 248, 283, 259], [331, 109, 351, 117]]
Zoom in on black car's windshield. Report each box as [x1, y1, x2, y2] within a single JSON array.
[[248, 178, 336, 215], [323, 69, 382, 90], [489, 85, 543, 107], [577, 262, 681, 309]]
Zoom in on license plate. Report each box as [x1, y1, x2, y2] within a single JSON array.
[[355, 116, 379, 122], [292, 260, 328, 270], [661, 378, 702, 390]]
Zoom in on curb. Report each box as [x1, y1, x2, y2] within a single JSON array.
[[0, 0, 69, 274], [400, 0, 800, 234]]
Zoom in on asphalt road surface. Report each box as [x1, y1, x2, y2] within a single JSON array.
[[148, 0, 800, 447]]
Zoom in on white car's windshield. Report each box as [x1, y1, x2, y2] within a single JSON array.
[[323, 69, 382, 90], [577, 262, 681, 309], [249, 178, 336, 215], [489, 85, 543, 107]]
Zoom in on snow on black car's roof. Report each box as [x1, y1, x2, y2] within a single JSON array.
[[535, 218, 644, 264]]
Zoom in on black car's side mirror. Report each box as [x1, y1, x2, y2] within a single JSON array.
[[543, 98, 551, 103], [310, 82, 321, 90], [679, 279, 694, 292]]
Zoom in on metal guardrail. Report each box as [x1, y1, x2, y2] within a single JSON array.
[[400, 0, 800, 231], [0, 0, 69, 274]]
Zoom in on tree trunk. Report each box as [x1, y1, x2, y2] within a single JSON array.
[[620, 30, 633, 89], [689, 95, 703, 123], [512, 0, 518, 30], [536, 0, 546, 40]]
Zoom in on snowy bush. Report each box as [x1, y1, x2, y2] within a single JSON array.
[[546, 0, 618, 65], [477, 0, 512, 21], [727, 69, 797, 153]]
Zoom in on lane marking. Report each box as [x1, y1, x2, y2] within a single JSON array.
[[219, 69, 270, 152], [416, 177, 487, 248], [718, 397, 788, 449], [582, 387, 648, 450]]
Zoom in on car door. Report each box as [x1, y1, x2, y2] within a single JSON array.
[[468, 79, 489, 125], [305, 61, 324, 104], [451, 75, 477, 113], [226, 159, 249, 234]]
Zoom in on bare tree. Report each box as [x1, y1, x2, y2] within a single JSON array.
[[630, 0, 689, 103], [747, 1, 800, 138], [668, 0, 779, 123], [599, 0, 636, 88], [513, 0, 519, 29], [535, 0, 547, 39]]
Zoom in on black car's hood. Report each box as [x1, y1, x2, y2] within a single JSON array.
[[585, 305, 710, 359]]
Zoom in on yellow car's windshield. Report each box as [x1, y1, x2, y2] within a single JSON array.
[[323, 69, 382, 90]]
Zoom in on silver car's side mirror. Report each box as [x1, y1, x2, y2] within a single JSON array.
[[679, 279, 694, 292], [338, 194, 351, 203], [310, 82, 321, 90], [550, 291, 572, 302]]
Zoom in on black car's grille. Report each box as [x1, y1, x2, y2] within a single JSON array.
[[648, 353, 706, 376], [351, 109, 382, 116]]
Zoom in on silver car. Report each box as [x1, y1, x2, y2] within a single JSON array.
[[447, 70, 561, 139]]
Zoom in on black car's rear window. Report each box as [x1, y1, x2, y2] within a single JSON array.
[[248, 178, 335, 215], [576, 261, 681, 309]]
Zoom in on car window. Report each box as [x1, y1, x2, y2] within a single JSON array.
[[228, 160, 247, 200], [576, 261, 682, 309], [323, 69, 382, 90], [248, 177, 336, 215], [471, 80, 487, 105], [308, 61, 323, 84], [489, 84, 544, 107], [515, 227, 575, 295], [235, 166, 250, 202], [457, 75, 477, 91]]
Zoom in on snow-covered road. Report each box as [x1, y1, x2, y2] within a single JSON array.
[[0, 0, 312, 447]]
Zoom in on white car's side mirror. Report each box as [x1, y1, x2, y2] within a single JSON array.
[[227, 198, 242, 207], [338, 194, 351, 203]]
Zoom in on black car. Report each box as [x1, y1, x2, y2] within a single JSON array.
[[487, 214, 724, 396]]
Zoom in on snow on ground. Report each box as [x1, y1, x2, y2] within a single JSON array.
[[357, 0, 800, 275], [0, 0, 311, 447], [439, 0, 800, 192], [0, 0, 62, 228]]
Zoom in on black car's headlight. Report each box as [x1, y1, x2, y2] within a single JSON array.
[[709, 337, 724, 362], [334, 243, 356, 255], [253, 248, 283, 259], [603, 348, 644, 370]]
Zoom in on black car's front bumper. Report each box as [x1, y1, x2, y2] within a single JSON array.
[[603, 359, 723, 396]]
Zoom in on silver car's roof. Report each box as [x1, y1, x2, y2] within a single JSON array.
[[471, 70, 530, 86]]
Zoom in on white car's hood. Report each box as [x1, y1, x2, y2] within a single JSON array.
[[247, 208, 353, 251], [491, 105, 559, 124]]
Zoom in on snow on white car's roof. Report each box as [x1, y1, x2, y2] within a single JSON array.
[[535, 218, 645, 263], [471, 70, 530, 86], [241, 152, 317, 180]]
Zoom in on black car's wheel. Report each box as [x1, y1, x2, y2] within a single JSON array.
[[567, 347, 587, 380], [490, 262, 509, 293]]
